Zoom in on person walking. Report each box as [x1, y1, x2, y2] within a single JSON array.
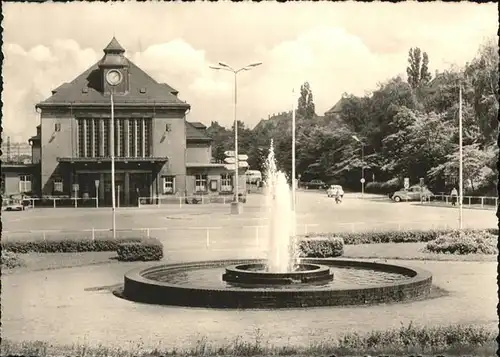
[[450, 187, 458, 206]]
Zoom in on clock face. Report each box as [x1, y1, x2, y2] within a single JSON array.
[[106, 70, 122, 86]]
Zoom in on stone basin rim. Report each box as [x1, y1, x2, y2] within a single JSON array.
[[127, 258, 432, 293]]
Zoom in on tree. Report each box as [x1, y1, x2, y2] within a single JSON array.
[[420, 52, 432, 85], [407, 47, 432, 88], [428, 144, 495, 192], [206, 121, 233, 162], [297, 82, 316, 119]]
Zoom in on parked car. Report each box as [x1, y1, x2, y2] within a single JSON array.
[[390, 185, 434, 202], [303, 179, 326, 190], [3, 199, 26, 211], [327, 185, 344, 198]]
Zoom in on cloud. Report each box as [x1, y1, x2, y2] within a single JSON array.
[[1, 2, 497, 141]]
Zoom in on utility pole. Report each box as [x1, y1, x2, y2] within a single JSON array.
[[291, 88, 296, 212], [458, 84, 463, 230]]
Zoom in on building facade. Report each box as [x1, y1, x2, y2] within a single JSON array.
[[1, 37, 245, 206]]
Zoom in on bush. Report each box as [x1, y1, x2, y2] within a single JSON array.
[[301, 228, 498, 246], [116, 238, 164, 261], [1, 250, 25, 268], [298, 237, 344, 257], [1, 237, 143, 253], [425, 230, 498, 255], [365, 179, 402, 195]]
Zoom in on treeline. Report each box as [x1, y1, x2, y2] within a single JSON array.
[[206, 38, 498, 195]]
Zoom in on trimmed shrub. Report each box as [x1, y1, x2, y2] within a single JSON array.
[[298, 237, 344, 257], [300, 228, 498, 246], [425, 230, 498, 255], [1, 237, 143, 254], [116, 238, 164, 261], [1, 250, 25, 268]]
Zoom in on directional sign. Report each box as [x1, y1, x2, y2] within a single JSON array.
[[404, 177, 410, 190], [224, 157, 236, 164], [224, 164, 235, 171], [360, 178, 365, 184], [238, 154, 248, 161], [238, 161, 249, 168], [224, 150, 235, 157]]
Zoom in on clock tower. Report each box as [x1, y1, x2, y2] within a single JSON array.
[[99, 37, 130, 95]]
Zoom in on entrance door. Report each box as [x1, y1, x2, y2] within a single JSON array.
[[103, 173, 125, 207], [130, 173, 151, 206]]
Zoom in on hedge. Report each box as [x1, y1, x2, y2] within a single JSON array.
[[365, 180, 402, 195], [1, 250, 25, 268], [425, 230, 498, 255], [301, 228, 498, 245], [1, 237, 143, 253], [116, 238, 164, 261], [298, 237, 344, 257]]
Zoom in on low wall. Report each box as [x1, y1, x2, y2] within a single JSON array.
[[122, 258, 432, 309]]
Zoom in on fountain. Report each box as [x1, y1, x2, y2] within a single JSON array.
[[120, 141, 433, 308], [222, 140, 334, 286]]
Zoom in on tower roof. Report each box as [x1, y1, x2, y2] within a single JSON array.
[[104, 37, 125, 53]]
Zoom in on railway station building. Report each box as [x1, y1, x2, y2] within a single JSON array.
[[3, 37, 246, 206]]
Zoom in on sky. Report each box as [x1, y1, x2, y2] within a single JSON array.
[[2, 2, 497, 142]]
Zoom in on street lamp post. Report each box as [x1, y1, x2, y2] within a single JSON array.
[[110, 93, 116, 239], [291, 88, 296, 212], [458, 83, 463, 229], [210, 61, 262, 214], [352, 135, 365, 198]]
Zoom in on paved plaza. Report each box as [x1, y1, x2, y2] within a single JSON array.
[[3, 191, 496, 250], [2, 190, 497, 350]]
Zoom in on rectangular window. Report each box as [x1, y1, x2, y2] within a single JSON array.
[[53, 177, 63, 193], [137, 118, 144, 157], [220, 173, 233, 192], [85, 119, 92, 158], [119, 120, 126, 157], [77, 119, 85, 157], [1, 174, 5, 194], [114, 120, 120, 157], [129, 119, 136, 157], [195, 174, 208, 192], [19, 175, 32, 193], [145, 119, 152, 157], [103, 120, 110, 156], [93, 119, 100, 157], [162, 176, 175, 194]]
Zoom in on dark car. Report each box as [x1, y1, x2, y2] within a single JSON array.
[[390, 185, 434, 202], [303, 179, 326, 190]]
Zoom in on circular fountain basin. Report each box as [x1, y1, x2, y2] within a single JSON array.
[[222, 263, 334, 285], [122, 259, 433, 309]]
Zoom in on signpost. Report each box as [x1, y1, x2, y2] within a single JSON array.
[[94, 180, 100, 208], [72, 184, 79, 208], [404, 177, 410, 190], [224, 150, 249, 214]]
